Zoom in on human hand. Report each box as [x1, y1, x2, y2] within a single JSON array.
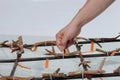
[[56, 24, 81, 51]]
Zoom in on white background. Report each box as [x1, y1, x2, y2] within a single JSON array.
[[0, 0, 119, 37]]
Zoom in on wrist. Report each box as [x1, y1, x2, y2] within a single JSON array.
[[68, 21, 83, 30]]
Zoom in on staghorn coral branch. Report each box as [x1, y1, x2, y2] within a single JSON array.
[[10, 36, 24, 76], [68, 70, 105, 76], [96, 48, 120, 56], [113, 66, 120, 74], [54, 68, 61, 74], [0, 40, 10, 47], [34, 41, 56, 47], [42, 68, 67, 78], [98, 58, 106, 70]]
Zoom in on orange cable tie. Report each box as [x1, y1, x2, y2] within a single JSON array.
[[90, 41, 95, 52], [18, 64, 31, 70], [110, 51, 116, 56], [64, 48, 69, 54], [33, 46, 38, 52], [45, 58, 49, 68]]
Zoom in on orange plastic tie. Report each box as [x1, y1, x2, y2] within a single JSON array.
[[110, 51, 116, 56], [45, 58, 49, 68], [64, 48, 69, 54], [33, 46, 37, 52], [90, 41, 94, 52], [18, 64, 31, 70]]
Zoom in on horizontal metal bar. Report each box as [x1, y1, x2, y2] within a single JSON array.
[[66, 73, 120, 79], [0, 39, 120, 48], [0, 53, 120, 63], [23, 39, 120, 46], [31, 73, 120, 80], [78, 39, 120, 44]]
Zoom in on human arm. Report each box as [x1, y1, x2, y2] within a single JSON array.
[[56, 0, 115, 51]]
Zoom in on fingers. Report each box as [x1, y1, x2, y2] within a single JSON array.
[[66, 39, 74, 48], [59, 35, 68, 51], [56, 32, 74, 51], [56, 31, 64, 51], [61, 36, 74, 50]]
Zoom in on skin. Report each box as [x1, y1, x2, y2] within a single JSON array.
[[56, 0, 115, 51]]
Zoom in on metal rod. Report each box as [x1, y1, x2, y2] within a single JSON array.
[[31, 73, 120, 80], [0, 39, 120, 48], [0, 52, 120, 63], [10, 54, 21, 76], [10, 36, 24, 76], [77, 39, 120, 44]]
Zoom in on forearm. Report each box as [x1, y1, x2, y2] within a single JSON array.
[[70, 0, 115, 28]]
